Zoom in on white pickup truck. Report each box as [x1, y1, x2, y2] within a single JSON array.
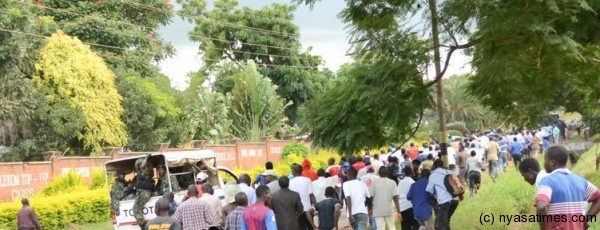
[[104, 150, 238, 230]]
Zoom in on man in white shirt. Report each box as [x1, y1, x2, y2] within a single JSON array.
[[397, 167, 419, 229], [343, 167, 372, 230], [238, 174, 256, 205], [312, 169, 328, 203], [289, 164, 317, 230], [200, 183, 223, 228]]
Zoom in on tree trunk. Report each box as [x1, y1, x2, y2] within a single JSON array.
[[429, 0, 448, 168]]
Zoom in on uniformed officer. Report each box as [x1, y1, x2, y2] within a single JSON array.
[[156, 164, 181, 195], [133, 154, 155, 228], [109, 169, 131, 215]]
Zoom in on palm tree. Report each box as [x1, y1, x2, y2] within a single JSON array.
[[441, 75, 494, 130]]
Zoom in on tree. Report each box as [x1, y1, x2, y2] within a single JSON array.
[[32, 0, 175, 76], [117, 73, 180, 151], [0, 1, 55, 149], [228, 61, 289, 142], [179, 0, 332, 123], [301, 32, 432, 155], [180, 88, 233, 145], [464, 0, 600, 127], [442, 75, 497, 130], [298, 0, 600, 151], [33, 31, 126, 155]]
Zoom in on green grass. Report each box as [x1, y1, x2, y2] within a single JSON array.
[[450, 144, 600, 229], [66, 221, 112, 230]]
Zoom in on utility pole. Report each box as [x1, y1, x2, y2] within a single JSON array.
[[428, 0, 449, 168]]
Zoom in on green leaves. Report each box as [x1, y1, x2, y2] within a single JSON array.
[[117, 72, 181, 151], [181, 0, 330, 123], [33, 32, 127, 155], [301, 32, 432, 155], [228, 61, 289, 142]]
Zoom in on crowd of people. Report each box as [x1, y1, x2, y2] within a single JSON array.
[[17, 123, 600, 230]]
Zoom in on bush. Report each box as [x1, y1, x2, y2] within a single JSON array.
[[447, 129, 463, 138], [446, 122, 470, 135], [0, 188, 109, 230], [41, 170, 86, 197], [90, 168, 108, 189], [282, 141, 310, 159]]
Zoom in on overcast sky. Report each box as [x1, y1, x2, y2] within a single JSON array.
[[157, 0, 471, 90]]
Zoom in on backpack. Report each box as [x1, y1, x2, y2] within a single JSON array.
[[444, 173, 465, 200]]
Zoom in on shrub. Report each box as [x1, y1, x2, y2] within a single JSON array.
[[0, 188, 109, 230], [282, 141, 310, 159], [41, 170, 86, 197], [447, 122, 470, 135], [90, 168, 108, 189], [447, 129, 463, 138]]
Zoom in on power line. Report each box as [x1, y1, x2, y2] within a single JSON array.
[[0, 27, 321, 70], [119, 0, 299, 39], [15, 0, 303, 52], [0, 7, 309, 61]]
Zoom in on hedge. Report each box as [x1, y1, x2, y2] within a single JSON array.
[[0, 188, 109, 230]]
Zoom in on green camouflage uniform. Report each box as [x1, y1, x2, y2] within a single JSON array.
[[109, 179, 128, 215], [133, 158, 154, 227], [157, 174, 181, 195]]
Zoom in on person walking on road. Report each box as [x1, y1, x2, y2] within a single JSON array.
[[370, 167, 403, 230], [270, 176, 304, 230], [343, 167, 372, 230]]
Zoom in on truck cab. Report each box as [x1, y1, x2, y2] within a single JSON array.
[[104, 150, 238, 230]]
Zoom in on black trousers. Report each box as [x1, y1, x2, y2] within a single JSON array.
[[299, 211, 314, 230], [435, 200, 459, 230], [401, 208, 420, 230]]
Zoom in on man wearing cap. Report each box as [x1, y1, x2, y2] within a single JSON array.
[[156, 165, 181, 196], [183, 172, 209, 202], [263, 170, 280, 194], [133, 154, 155, 229]]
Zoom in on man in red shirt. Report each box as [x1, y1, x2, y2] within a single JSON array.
[[353, 156, 366, 171], [406, 143, 419, 161]]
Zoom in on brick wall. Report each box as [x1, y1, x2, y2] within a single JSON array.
[[0, 140, 294, 201]]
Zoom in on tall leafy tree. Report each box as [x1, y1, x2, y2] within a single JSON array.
[[301, 32, 432, 155], [299, 0, 600, 153], [179, 0, 331, 123], [465, 0, 600, 127], [228, 61, 289, 142], [117, 72, 181, 151], [31, 0, 175, 76], [0, 0, 55, 149], [33, 31, 127, 155]]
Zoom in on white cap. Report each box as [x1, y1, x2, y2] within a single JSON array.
[[196, 172, 209, 182]]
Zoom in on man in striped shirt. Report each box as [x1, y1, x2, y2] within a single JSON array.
[[226, 192, 248, 230], [536, 145, 600, 229]]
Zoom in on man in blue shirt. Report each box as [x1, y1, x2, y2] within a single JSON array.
[[509, 137, 523, 168], [408, 169, 434, 230]]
